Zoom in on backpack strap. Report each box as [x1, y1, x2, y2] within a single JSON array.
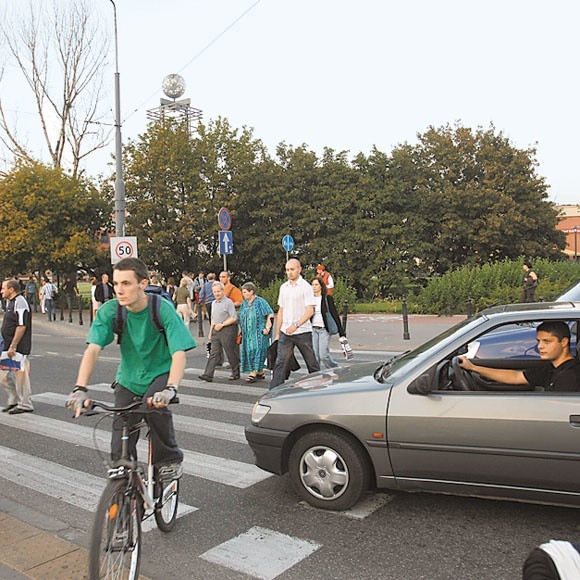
[[148, 294, 167, 342], [112, 301, 127, 345]]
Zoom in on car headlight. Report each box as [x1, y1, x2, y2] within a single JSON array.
[[251, 403, 271, 425]]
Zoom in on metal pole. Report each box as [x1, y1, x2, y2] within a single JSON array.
[[402, 299, 410, 340], [341, 301, 348, 334], [575, 226, 578, 261], [109, 0, 125, 237], [197, 307, 204, 338]]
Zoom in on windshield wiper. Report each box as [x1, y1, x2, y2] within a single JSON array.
[[374, 351, 410, 382]]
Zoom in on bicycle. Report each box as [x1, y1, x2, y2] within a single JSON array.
[[81, 397, 181, 580]]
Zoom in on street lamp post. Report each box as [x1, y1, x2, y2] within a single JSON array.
[[109, 0, 125, 238], [574, 225, 578, 261]]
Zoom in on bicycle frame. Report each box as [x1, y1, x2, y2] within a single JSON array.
[[87, 400, 173, 515]]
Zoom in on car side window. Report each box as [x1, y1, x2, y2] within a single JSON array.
[[467, 322, 542, 361]]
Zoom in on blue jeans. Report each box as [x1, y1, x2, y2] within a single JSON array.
[[312, 327, 338, 369], [270, 332, 320, 389], [44, 298, 56, 321]]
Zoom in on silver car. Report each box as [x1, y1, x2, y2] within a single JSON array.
[[245, 302, 580, 511]]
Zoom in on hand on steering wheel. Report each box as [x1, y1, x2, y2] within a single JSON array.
[[451, 356, 477, 391]]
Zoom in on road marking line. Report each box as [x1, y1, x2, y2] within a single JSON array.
[[0, 403, 270, 488], [35, 392, 247, 443], [200, 526, 320, 580], [86, 383, 254, 414], [299, 493, 394, 520], [0, 444, 197, 531], [181, 378, 266, 397]]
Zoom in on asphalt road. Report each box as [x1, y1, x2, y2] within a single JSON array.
[[0, 316, 578, 579]]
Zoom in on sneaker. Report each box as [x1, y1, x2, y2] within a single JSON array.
[[157, 462, 183, 482], [198, 374, 213, 383]]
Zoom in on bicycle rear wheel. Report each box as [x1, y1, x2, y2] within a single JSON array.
[[154, 477, 180, 532], [89, 479, 142, 580]]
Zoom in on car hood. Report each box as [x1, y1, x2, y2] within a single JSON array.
[[260, 361, 384, 402]]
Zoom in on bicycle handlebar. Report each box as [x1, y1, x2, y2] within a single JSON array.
[[82, 396, 179, 416]]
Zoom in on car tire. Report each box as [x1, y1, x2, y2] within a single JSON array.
[[288, 430, 370, 511]]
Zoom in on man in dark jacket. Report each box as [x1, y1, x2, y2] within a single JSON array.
[[94, 273, 115, 306]]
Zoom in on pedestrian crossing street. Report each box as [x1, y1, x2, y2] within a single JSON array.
[[0, 366, 391, 579]]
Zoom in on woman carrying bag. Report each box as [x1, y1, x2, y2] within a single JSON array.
[[310, 277, 350, 369]]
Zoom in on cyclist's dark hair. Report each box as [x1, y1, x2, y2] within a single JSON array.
[[114, 258, 149, 282], [537, 320, 570, 341]]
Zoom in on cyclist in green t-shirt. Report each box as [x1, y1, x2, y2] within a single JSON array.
[[66, 258, 196, 480]]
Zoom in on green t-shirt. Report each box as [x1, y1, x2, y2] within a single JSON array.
[[87, 297, 196, 396]]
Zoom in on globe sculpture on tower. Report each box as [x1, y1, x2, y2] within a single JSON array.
[[162, 74, 186, 100], [147, 74, 202, 133]]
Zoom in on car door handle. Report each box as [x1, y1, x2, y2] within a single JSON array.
[[570, 415, 580, 427]]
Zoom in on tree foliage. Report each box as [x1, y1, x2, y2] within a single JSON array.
[[0, 163, 110, 275], [121, 119, 567, 297]]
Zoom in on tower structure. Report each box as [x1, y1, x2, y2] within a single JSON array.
[[146, 74, 202, 133]]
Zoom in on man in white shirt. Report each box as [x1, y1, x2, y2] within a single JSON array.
[[270, 259, 320, 388]]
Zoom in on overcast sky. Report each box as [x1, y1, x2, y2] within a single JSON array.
[[2, 0, 578, 205]]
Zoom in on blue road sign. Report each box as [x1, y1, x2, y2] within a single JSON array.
[[219, 230, 234, 255], [282, 235, 294, 252]]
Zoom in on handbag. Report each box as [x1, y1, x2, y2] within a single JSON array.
[[324, 311, 339, 335]]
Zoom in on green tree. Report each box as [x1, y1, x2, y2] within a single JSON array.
[[0, 163, 110, 274], [392, 124, 566, 275], [123, 117, 268, 278]]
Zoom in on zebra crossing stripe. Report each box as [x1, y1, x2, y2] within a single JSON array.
[[0, 404, 270, 488], [34, 392, 247, 444], [86, 383, 254, 414], [200, 526, 320, 580], [180, 378, 267, 397], [0, 444, 197, 532]]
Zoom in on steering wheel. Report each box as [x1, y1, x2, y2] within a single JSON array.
[[451, 356, 476, 391]]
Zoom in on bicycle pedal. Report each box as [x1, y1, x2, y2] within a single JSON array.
[[107, 466, 127, 479]]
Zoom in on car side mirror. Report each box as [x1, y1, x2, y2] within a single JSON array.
[[407, 373, 433, 395]]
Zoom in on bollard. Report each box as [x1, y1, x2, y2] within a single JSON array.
[[79, 299, 84, 326], [341, 301, 348, 334], [402, 299, 410, 340], [466, 298, 474, 318], [59, 295, 64, 321], [197, 307, 204, 337]]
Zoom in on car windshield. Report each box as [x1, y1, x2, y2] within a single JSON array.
[[379, 314, 488, 382], [557, 281, 580, 302]]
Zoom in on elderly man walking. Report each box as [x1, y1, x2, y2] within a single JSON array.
[[270, 258, 320, 389], [198, 281, 241, 382]]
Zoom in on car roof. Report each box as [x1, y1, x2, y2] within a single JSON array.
[[481, 301, 580, 317]]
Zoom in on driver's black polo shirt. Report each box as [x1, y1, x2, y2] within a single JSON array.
[[523, 358, 580, 392]]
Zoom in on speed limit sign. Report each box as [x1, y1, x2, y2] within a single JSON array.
[[110, 236, 138, 264]]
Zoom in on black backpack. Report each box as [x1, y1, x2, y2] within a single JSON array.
[[113, 288, 172, 345]]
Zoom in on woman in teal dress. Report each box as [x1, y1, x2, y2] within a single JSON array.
[[239, 282, 274, 382]]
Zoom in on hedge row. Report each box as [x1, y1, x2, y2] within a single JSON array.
[[409, 258, 580, 315]]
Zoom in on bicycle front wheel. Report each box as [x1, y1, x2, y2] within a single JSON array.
[[154, 478, 180, 532], [89, 479, 142, 580]]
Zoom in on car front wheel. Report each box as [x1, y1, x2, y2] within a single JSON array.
[[288, 430, 370, 511]]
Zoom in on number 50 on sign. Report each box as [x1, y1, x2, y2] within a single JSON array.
[[110, 236, 138, 264]]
